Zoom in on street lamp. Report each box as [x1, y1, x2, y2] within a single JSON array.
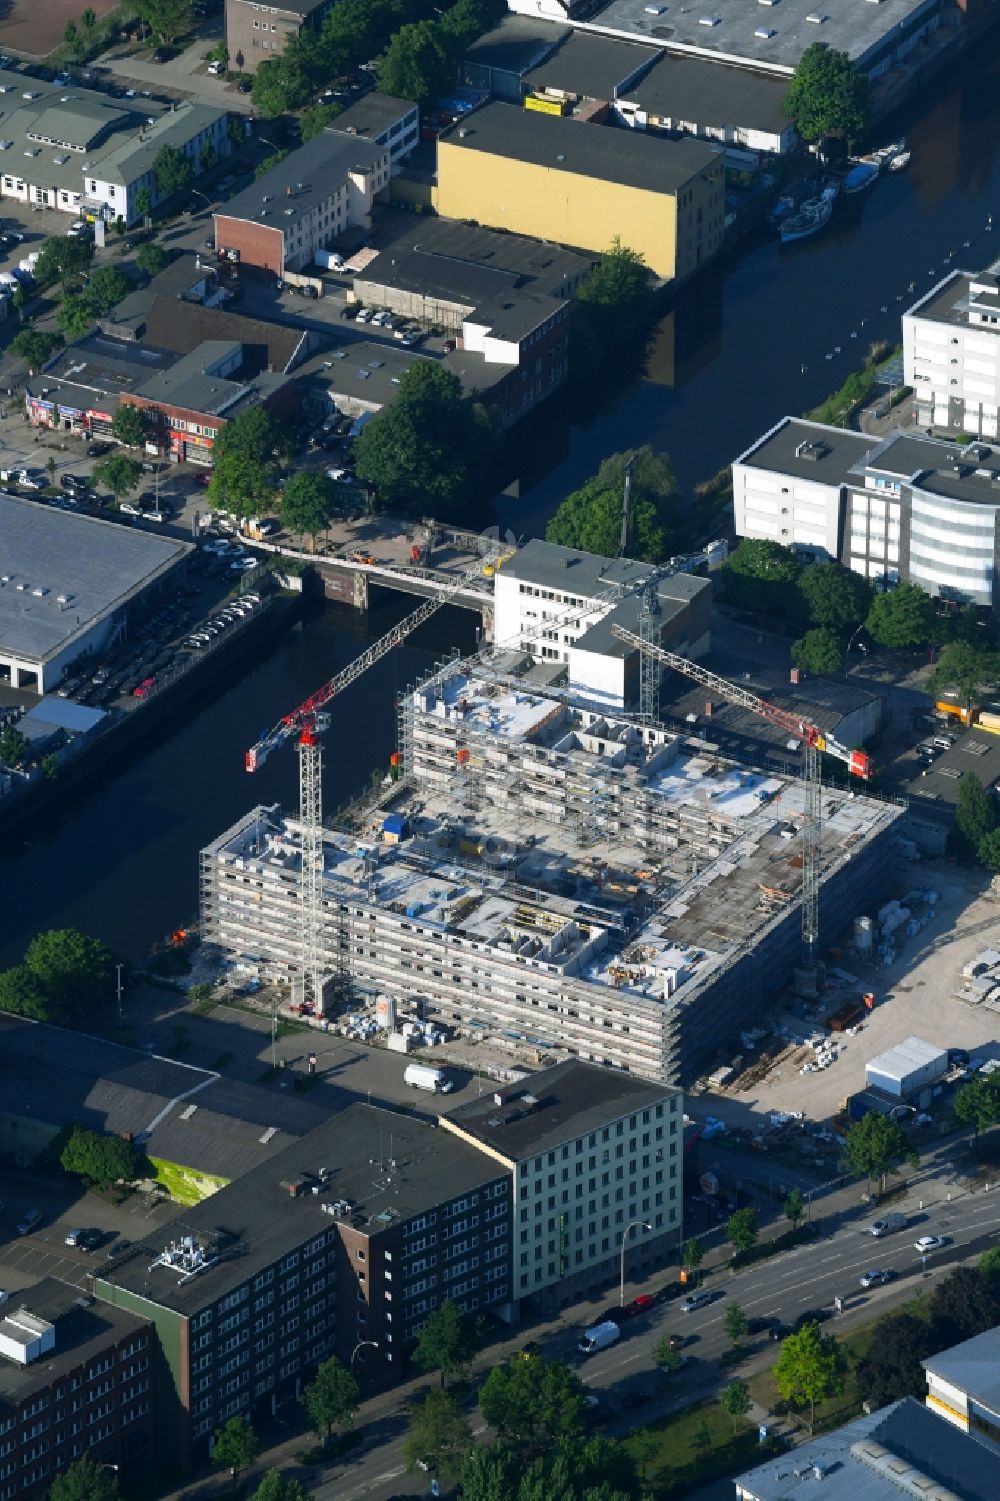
[[115, 963, 123, 1024], [350, 1339, 379, 1370], [620, 1219, 651, 1307]]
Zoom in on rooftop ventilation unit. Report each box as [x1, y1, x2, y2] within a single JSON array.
[[795, 439, 829, 461], [148, 1235, 218, 1284]]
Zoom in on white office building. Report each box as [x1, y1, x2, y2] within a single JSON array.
[[732, 417, 874, 561], [904, 266, 1000, 437]]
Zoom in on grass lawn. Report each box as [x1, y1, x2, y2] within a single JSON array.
[[624, 1399, 759, 1498], [748, 1289, 932, 1434]]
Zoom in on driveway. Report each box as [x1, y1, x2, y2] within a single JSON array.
[[100, 29, 255, 113]]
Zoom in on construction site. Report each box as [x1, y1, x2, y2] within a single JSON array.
[[200, 658, 905, 1084]]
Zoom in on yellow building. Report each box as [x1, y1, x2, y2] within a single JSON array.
[[435, 101, 725, 281]]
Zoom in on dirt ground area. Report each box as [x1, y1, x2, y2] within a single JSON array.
[[0, 0, 118, 58], [696, 859, 1000, 1128]]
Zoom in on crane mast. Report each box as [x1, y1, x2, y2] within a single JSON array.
[[611, 624, 872, 968]]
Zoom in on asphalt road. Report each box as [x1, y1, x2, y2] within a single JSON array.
[[300, 1187, 1000, 1501]]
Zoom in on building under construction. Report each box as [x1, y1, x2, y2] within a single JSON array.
[[200, 660, 904, 1082]]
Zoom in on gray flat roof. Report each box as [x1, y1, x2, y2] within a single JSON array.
[[660, 651, 880, 741], [906, 728, 1000, 806], [442, 1059, 678, 1160], [924, 1327, 1000, 1416], [440, 101, 720, 193], [625, 51, 791, 133], [329, 91, 416, 139], [218, 129, 385, 235], [99, 1104, 506, 1313], [91, 100, 227, 188], [0, 496, 190, 667], [133, 342, 290, 417], [469, 289, 563, 339], [505, 536, 666, 594], [586, 0, 939, 74], [356, 246, 518, 309], [0, 1279, 150, 1405], [905, 268, 978, 327], [737, 1398, 1000, 1501], [576, 573, 709, 657], [855, 431, 1000, 507], [736, 416, 876, 484], [524, 31, 659, 100], [317, 340, 436, 410], [44, 333, 180, 397], [463, 15, 570, 75]]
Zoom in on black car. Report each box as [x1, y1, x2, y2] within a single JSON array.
[[87, 440, 112, 458], [236, 79, 251, 93], [654, 1282, 684, 1305]]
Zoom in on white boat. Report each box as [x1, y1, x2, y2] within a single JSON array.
[[780, 196, 833, 243], [888, 149, 911, 172]]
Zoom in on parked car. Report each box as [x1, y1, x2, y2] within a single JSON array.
[[679, 1289, 713, 1313], [86, 441, 112, 458], [623, 1294, 655, 1318], [120, 502, 143, 517], [16, 1210, 41, 1235], [859, 1269, 894, 1289], [64, 1228, 100, 1251]]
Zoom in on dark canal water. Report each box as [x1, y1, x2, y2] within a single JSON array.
[[3, 42, 1000, 962]]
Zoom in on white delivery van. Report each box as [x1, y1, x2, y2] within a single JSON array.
[[578, 1321, 621, 1356]]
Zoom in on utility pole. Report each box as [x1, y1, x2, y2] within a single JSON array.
[[619, 457, 635, 558], [116, 963, 123, 1024]]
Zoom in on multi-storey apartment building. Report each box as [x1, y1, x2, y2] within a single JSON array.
[[734, 415, 1000, 607], [225, 0, 335, 75], [95, 1105, 511, 1465], [441, 1061, 682, 1314], [904, 266, 1000, 437], [0, 1280, 154, 1501], [214, 131, 388, 277]]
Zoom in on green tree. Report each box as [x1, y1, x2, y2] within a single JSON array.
[[930, 1266, 1000, 1347], [152, 143, 193, 198], [651, 1334, 683, 1373], [928, 641, 1000, 716], [42, 753, 59, 780], [979, 1245, 1000, 1279], [721, 538, 803, 621], [33, 234, 93, 293], [249, 1473, 308, 1501], [354, 360, 495, 522], [546, 446, 680, 563], [856, 1312, 935, 1409], [64, 19, 81, 55], [783, 43, 868, 143], [300, 101, 343, 141], [719, 1378, 752, 1432], [479, 1356, 585, 1454], [951, 772, 996, 862], [252, 57, 311, 117], [978, 828, 1000, 869], [378, 20, 454, 106], [10, 280, 25, 324], [404, 1389, 473, 1482], [46, 456, 57, 486], [135, 242, 168, 278], [723, 1302, 749, 1348], [49, 1458, 121, 1501], [784, 1187, 806, 1229], [773, 1322, 846, 1431], [791, 627, 843, 676], [865, 583, 936, 650], [842, 1111, 915, 1195], [255, 150, 290, 180], [208, 407, 294, 520], [212, 1416, 260, 1490], [954, 1075, 1000, 1148], [727, 1206, 758, 1257], [573, 238, 655, 379], [683, 1238, 704, 1279], [85, 265, 132, 315], [94, 454, 143, 503], [60, 1125, 141, 1189], [0, 965, 51, 1020], [302, 1356, 359, 1443], [799, 561, 872, 631], [24, 927, 114, 1017], [135, 185, 153, 224], [412, 1298, 480, 1388], [57, 293, 95, 340], [280, 471, 336, 550], [0, 722, 28, 766], [10, 328, 62, 369], [201, 139, 217, 172], [81, 6, 97, 32], [112, 405, 150, 449], [135, 0, 194, 45]]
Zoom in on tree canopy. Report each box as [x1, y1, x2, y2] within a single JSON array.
[[727, 1207, 758, 1257], [208, 408, 294, 520], [135, 0, 194, 45], [799, 561, 872, 631], [0, 965, 50, 1020], [928, 641, 1000, 712], [954, 1073, 1000, 1143], [719, 1378, 752, 1431], [280, 472, 336, 549], [94, 454, 143, 502], [10, 328, 62, 370], [23, 927, 115, 1019], [546, 446, 680, 562], [460, 1435, 640, 1501], [353, 361, 495, 521], [213, 1416, 260, 1487], [302, 1356, 359, 1441], [573, 239, 655, 380], [300, 101, 342, 142], [377, 20, 454, 105], [773, 1322, 846, 1430], [50, 1458, 121, 1501], [951, 772, 997, 862], [33, 234, 93, 293], [865, 583, 936, 650], [478, 1356, 586, 1454], [60, 1126, 141, 1190], [721, 538, 803, 621], [723, 1303, 749, 1348], [842, 1111, 915, 1194], [0, 723, 28, 768], [930, 1265, 1000, 1347], [856, 1313, 935, 1409], [152, 143, 193, 197], [784, 1187, 806, 1228], [404, 1389, 473, 1481], [791, 627, 843, 677], [412, 1298, 480, 1388], [250, 1474, 309, 1501], [135, 242, 168, 278], [783, 44, 868, 143], [112, 405, 151, 449]]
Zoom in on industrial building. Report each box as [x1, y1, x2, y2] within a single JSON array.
[[200, 659, 903, 1083], [95, 1105, 511, 1462], [494, 538, 712, 709], [0, 1278, 154, 1501], [440, 1060, 682, 1312], [924, 1326, 1000, 1449], [903, 265, 1000, 438], [434, 101, 725, 282], [0, 496, 192, 693], [864, 1036, 949, 1107], [733, 416, 1000, 609]]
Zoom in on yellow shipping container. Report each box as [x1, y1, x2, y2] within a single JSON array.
[[525, 94, 569, 117]]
